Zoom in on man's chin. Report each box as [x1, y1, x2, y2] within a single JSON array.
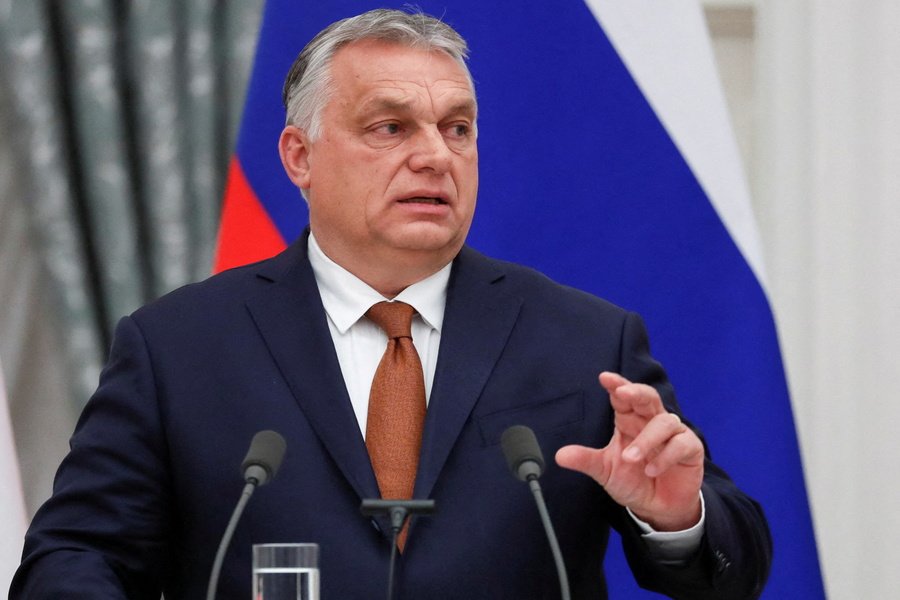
[[384, 224, 468, 255]]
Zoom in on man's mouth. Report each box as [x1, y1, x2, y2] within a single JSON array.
[[398, 197, 447, 205]]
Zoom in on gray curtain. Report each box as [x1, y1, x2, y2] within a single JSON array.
[[0, 0, 263, 514]]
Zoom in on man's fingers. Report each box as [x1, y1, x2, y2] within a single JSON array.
[[598, 371, 630, 393], [556, 444, 611, 487], [612, 386, 664, 419], [621, 412, 692, 472], [643, 429, 704, 477], [602, 373, 665, 419]]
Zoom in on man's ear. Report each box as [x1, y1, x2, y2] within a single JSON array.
[[278, 125, 312, 190]]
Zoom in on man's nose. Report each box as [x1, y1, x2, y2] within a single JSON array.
[[407, 127, 453, 174]]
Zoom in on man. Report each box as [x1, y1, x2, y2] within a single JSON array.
[[12, 9, 771, 599]]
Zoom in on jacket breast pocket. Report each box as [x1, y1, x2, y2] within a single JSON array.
[[475, 391, 585, 448]]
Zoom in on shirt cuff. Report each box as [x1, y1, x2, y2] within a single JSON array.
[[626, 491, 706, 564]]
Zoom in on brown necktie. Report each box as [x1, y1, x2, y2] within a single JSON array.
[[365, 301, 426, 550]]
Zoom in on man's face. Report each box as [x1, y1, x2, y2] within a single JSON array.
[[283, 39, 479, 281]]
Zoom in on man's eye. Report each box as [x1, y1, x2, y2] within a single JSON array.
[[447, 124, 470, 138], [443, 123, 475, 149], [376, 123, 401, 135]]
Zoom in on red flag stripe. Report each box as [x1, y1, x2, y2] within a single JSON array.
[[213, 158, 287, 273]]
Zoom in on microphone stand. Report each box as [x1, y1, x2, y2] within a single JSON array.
[[361, 499, 436, 600], [501, 425, 570, 600], [526, 475, 570, 600], [206, 480, 259, 600], [206, 430, 285, 600]]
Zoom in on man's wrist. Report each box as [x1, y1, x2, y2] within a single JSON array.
[[629, 492, 703, 532], [627, 492, 706, 563]]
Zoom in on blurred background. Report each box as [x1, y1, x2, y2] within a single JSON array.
[[1, 0, 898, 598]]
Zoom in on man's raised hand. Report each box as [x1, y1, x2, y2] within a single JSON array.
[[555, 372, 704, 531]]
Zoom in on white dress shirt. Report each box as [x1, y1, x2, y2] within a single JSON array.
[[306, 232, 703, 558], [308, 232, 450, 436]]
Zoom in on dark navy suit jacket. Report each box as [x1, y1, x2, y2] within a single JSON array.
[[13, 233, 771, 599]]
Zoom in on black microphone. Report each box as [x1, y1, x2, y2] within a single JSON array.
[[206, 430, 287, 600], [501, 425, 545, 482], [241, 429, 287, 486], [501, 425, 570, 600]]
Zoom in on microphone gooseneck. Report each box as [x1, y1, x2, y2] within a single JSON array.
[[206, 430, 287, 600], [501, 425, 571, 600]]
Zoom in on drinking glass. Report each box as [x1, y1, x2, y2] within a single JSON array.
[[252, 543, 319, 600]]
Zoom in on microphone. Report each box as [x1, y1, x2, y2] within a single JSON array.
[[241, 429, 287, 486], [501, 425, 545, 482], [206, 430, 287, 600], [501, 425, 571, 600]]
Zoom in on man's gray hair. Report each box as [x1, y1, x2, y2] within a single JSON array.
[[282, 9, 475, 140]]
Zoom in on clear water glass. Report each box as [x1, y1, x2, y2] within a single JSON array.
[[252, 543, 320, 600]]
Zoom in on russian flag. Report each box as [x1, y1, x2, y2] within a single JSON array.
[[215, 1, 825, 597]]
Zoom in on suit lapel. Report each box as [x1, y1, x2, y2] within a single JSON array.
[[245, 236, 381, 502], [414, 247, 522, 500]]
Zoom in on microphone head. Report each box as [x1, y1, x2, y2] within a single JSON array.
[[501, 425, 545, 482], [241, 430, 287, 486]]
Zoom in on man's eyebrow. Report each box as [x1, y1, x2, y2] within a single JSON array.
[[358, 97, 415, 115], [357, 97, 478, 119], [444, 99, 478, 119]]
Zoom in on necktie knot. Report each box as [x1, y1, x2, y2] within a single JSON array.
[[366, 301, 415, 339]]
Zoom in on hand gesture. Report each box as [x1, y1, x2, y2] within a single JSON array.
[[556, 372, 703, 531]]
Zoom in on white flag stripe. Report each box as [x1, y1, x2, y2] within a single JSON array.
[[0, 359, 26, 596], [584, 0, 767, 287]]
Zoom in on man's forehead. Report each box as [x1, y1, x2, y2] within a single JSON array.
[[331, 39, 473, 92], [320, 39, 477, 124]]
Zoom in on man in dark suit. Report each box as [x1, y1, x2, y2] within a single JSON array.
[[12, 9, 771, 599]]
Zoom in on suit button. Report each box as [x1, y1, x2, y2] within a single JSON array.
[[713, 550, 731, 573]]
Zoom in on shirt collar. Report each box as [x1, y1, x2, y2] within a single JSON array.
[[308, 232, 451, 334]]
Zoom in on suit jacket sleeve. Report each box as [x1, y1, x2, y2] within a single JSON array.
[[612, 311, 772, 599], [10, 316, 174, 599]]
